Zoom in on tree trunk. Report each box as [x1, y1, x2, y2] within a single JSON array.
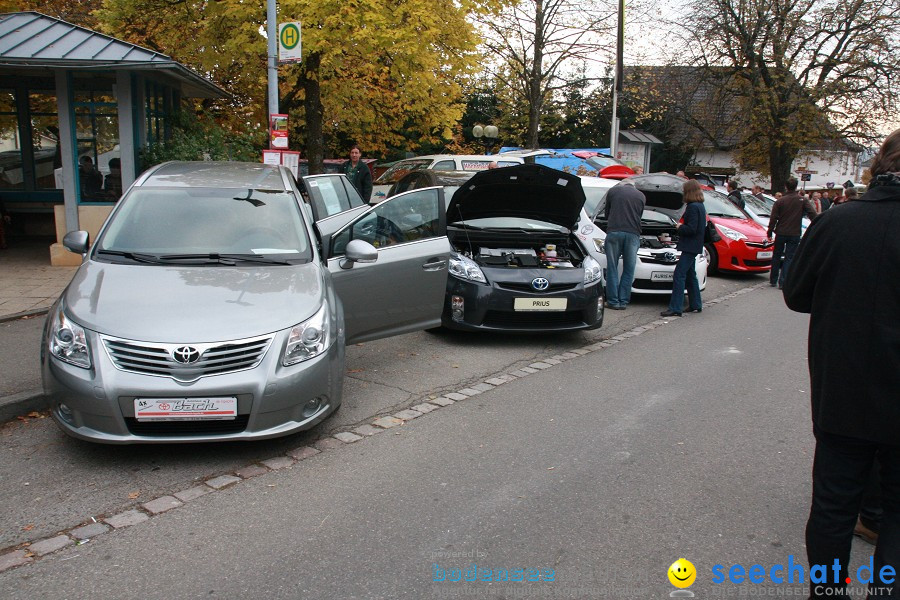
[[303, 52, 325, 175], [526, 0, 545, 149], [769, 143, 796, 194]]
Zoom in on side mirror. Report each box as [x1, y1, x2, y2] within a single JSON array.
[[339, 239, 378, 270], [62, 230, 89, 254]]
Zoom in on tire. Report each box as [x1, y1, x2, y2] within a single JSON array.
[[704, 244, 719, 275]]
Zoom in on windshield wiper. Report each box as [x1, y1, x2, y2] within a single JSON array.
[[157, 253, 294, 265], [95, 249, 163, 264]]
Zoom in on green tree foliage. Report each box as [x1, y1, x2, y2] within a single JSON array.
[[97, 0, 500, 172], [678, 0, 900, 192], [140, 110, 261, 168]]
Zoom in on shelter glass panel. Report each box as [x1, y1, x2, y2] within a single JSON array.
[[0, 90, 23, 190], [29, 92, 60, 190]]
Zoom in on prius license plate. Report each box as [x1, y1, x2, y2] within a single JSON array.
[[514, 298, 567, 311], [757, 251, 773, 259], [651, 271, 674, 281], [134, 398, 237, 421]]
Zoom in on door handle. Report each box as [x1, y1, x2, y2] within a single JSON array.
[[422, 258, 447, 271]]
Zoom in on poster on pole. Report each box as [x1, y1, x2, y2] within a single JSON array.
[[278, 22, 302, 64], [269, 114, 289, 149], [281, 151, 300, 179], [262, 149, 282, 166]]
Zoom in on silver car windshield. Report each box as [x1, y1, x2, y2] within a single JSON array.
[[97, 188, 311, 261]]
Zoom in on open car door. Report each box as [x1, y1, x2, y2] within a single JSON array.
[[325, 187, 450, 344]]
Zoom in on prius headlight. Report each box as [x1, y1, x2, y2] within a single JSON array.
[[583, 255, 602, 285], [284, 302, 331, 365], [448, 253, 487, 284], [49, 303, 91, 369], [593, 238, 605, 253], [716, 223, 747, 241]]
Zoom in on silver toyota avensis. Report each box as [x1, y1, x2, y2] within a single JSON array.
[[43, 161, 451, 443]]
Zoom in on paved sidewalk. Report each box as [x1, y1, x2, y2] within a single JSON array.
[[0, 239, 76, 322]]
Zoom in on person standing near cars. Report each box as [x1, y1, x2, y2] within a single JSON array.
[[767, 177, 817, 288], [783, 128, 900, 599], [727, 179, 745, 210], [343, 144, 372, 203], [660, 179, 705, 317], [603, 181, 645, 310]]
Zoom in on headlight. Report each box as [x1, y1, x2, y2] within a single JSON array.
[[448, 253, 487, 284], [716, 224, 747, 241], [583, 255, 602, 285], [283, 302, 331, 366], [593, 238, 605, 253], [49, 304, 91, 369]]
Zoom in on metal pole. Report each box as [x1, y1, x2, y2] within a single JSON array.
[[267, 0, 279, 118], [611, 0, 624, 156]]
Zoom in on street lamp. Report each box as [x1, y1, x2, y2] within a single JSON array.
[[472, 125, 499, 154]]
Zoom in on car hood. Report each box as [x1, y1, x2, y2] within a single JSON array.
[[446, 164, 586, 230], [709, 215, 770, 240], [622, 173, 686, 212], [62, 260, 325, 342]]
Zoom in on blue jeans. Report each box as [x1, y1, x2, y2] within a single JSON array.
[[770, 235, 800, 286], [667, 252, 701, 313], [604, 231, 640, 307]]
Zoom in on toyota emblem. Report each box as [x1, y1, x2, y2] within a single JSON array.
[[531, 277, 550, 291], [173, 346, 201, 364], [663, 252, 677, 263]]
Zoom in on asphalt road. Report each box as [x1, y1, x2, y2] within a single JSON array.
[[2, 278, 880, 599], [0, 274, 763, 552]]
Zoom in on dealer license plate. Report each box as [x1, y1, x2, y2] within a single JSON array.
[[651, 271, 674, 281], [757, 251, 773, 259], [134, 398, 237, 421], [514, 297, 568, 311]]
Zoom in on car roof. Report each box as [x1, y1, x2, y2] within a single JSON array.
[[396, 154, 523, 162], [578, 176, 619, 188], [137, 161, 290, 190]]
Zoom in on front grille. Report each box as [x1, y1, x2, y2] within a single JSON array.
[[633, 280, 673, 290], [746, 241, 774, 249], [125, 415, 250, 437], [497, 282, 578, 293], [102, 334, 273, 382], [639, 253, 679, 265], [482, 310, 586, 328], [743, 259, 772, 267]]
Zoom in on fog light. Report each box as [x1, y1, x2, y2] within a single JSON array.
[[451, 295, 464, 322], [302, 397, 323, 418], [58, 403, 74, 424], [596, 299, 603, 321]]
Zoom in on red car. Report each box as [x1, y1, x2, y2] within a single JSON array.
[[703, 190, 774, 273]]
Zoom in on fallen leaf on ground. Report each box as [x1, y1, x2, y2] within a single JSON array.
[[23, 524, 35, 531], [346, 369, 364, 373], [128, 492, 140, 499]]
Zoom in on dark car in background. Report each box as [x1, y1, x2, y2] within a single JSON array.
[[442, 164, 604, 332]]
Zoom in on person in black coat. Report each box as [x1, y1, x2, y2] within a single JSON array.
[[343, 144, 373, 203], [661, 179, 706, 317], [784, 128, 900, 599]]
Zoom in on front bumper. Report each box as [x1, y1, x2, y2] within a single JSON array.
[[716, 239, 774, 272], [42, 327, 345, 444], [442, 270, 603, 332], [630, 251, 708, 294]]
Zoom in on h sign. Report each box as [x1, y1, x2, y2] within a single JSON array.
[[278, 22, 302, 63]]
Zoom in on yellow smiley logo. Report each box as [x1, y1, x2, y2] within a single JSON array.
[[668, 558, 697, 588]]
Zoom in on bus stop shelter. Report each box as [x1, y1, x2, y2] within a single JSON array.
[[0, 11, 226, 264]]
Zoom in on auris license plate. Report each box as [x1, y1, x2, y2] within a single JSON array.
[[651, 271, 674, 281], [514, 298, 567, 311], [134, 398, 237, 421], [757, 251, 773, 259]]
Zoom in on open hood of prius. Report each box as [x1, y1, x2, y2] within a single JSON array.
[[446, 164, 586, 230]]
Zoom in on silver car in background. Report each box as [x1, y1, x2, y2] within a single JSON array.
[[43, 161, 450, 443]]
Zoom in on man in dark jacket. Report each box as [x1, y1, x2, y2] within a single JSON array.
[[343, 145, 372, 203], [767, 177, 817, 288], [727, 179, 745, 210], [783, 128, 900, 599], [603, 181, 645, 310]]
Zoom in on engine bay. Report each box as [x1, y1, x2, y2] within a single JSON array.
[[448, 228, 585, 269]]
